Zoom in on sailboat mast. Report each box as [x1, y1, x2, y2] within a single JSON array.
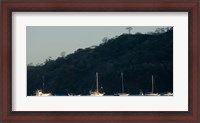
[[121, 72, 124, 93], [42, 75, 45, 91], [96, 72, 99, 93], [152, 75, 154, 93]]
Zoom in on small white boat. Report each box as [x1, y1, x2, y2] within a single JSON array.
[[90, 72, 105, 96], [67, 93, 81, 96], [35, 89, 52, 96], [145, 75, 160, 96], [163, 92, 173, 96], [145, 93, 160, 96], [35, 76, 52, 96], [118, 72, 129, 96], [118, 93, 129, 96], [139, 89, 144, 96], [90, 91, 105, 96]]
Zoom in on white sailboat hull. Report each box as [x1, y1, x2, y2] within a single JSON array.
[[163, 92, 173, 96], [90, 91, 104, 96], [145, 93, 160, 96], [118, 93, 129, 96], [39, 93, 52, 96], [140, 93, 144, 96], [35, 90, 52, 96]]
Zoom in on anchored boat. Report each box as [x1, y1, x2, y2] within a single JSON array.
[[35, 76, 52, 96], [90, 72, 105, 96], [145, 75, 160, 96], [118, 72, 129, 96]]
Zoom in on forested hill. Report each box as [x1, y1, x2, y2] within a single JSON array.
[[27, 29, 173, 96]]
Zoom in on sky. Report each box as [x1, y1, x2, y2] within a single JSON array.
[[27, 26, 166, 65]]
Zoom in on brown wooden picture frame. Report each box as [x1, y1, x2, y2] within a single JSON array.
[[0, 0, 199, 122]]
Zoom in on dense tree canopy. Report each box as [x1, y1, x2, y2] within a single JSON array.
[[27, 28, 173, 96]]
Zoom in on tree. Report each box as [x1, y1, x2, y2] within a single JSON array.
[[60, 51, 66, 57], [165, 27, 173, 31], [27, 63, 33, 66], [102, 37, 109, 43], [126, 27, 133, 34], [155, 28, 165, 34], [44, 56, 52, 64], [135, 32, 142, 35]]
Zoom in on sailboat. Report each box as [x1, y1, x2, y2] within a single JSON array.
[[145, 75, 160, 96], [90, 72, 105, 96], [118, 72, 129, 96], [163, 92, 173, 96], [35, 76, 52, 96], [139, 89, 144, 96]]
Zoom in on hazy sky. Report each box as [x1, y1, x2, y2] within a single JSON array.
[[27, 26, 166, 65]]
